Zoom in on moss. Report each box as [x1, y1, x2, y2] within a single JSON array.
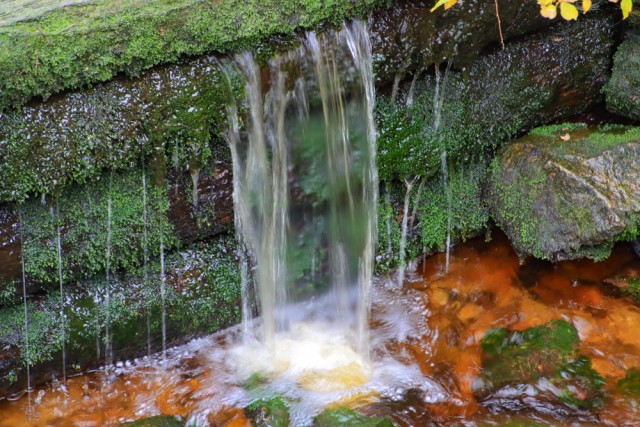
[[618, 368, 640, 395], [0, 56, 244, 204], [417, 163, 489, 253], [488, 124, 640, 261], [619, 277, 640, 303], [603, 37, 640, 121], [246, 396, 290, 427], [20, 168, 174, 284], [476, 320, 606, 410], [120, 416, 183, 427], [0, 233, 241, 391], [313, 408, 395, 426], [0, 0, 390, 111]]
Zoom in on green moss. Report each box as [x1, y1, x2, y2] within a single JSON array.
[[477, 320, 606, 409], [246, 396, 290, 427], [619, 277, 640, 303], [0, 0, 390, 111], [417, 163, 489, 253], [618, 368, 640, 395], [0, 233, 241, 389], [314, 408, 395, 426], [603, 37, 640, 121], [120, 416, 183, 427], [20, 168, 174, 284], [0, 57, 244, 204]]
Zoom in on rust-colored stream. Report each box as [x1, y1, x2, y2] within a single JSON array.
[[2, 231, 640, 426]]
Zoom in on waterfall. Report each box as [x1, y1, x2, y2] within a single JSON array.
[[222, 20, 377, 355], [18, 213, 31, 416], [54, 201, 67, 385]]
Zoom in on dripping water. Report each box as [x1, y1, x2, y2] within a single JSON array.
[[142, 165, 151, 358], [18, 213, 31, 417], [397, 177, 417, 286], [54, 200, 67, 385], [105, 170, 114, 373], [160, 231, 167, 365], [406, 70, 422, 107]]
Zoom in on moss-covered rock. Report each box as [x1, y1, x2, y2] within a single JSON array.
[[0, 0, 390, 111], [474, 320, 606, 412], [246, 396, 291, 427], [604, 35, 640, 121], [487, 124, 640, 261], [0, 233, 241, 396], [314, 407, 395, 426], [618, 368, 640, 395], [376, 12, 616, 184]]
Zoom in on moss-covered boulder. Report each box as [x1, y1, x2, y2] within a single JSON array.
[[487, 124, 640, 261], [474, 320, 606, 412], [618, 368, 640, 396], [246, 396, 291, 427], [604, 34, 640, 121]]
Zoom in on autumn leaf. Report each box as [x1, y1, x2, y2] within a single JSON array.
[[540, 4, 558, 18], [560, 2, 579, 19], [444, 0, 458, 10], [621, 0, 633, 19], [582, 0, 592, 12], [560, 133, 571, 141], [431, 0, 457, 12]]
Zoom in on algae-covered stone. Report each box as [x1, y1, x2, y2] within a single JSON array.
[[120, 416, 182, 427], [487, 124, 640, 261], [618, 368, 640, 395], [604, 35, 640, 121], [246, 396, 290, 427], [314, 408, 395, 427], [474, 320, 606, 411]]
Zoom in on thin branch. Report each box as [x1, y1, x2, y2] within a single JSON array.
[[494, 0, 505, 50]]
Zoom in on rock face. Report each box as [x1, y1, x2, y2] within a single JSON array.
[[487, 124, 640, 261], [604, 34, 640, 121]]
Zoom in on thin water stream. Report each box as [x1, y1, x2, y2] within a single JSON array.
[[3, 231, 640, 426]]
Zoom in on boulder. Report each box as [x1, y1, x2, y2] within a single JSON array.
[[487, 124, 640, 261]]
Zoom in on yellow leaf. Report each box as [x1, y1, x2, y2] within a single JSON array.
[[537, 0, 555, 5], [582, 0, 592, 12], [560, 2, 579, 19], [560, 133, 571, 141], [621, 0, 633, 19], [540, 4, 558, 18], [430, 0, 453, 12], [444, 0, 458, 10]]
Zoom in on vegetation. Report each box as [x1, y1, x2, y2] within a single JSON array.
[[314, 408, 395, 426], [477, 320, 606, 409], [0, 0, 389, 111], [246, 396, 291, 427]]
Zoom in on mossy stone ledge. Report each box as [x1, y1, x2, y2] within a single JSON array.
[[487, 124, 640, 261]]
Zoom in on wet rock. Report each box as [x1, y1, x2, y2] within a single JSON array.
[[487, 124, 640, 261], [120, 416, 183, 427], [604, 275, 640, 303], [369, 0, 551, 83], [604, 34, 640, 121], [473, 320, 606, 414]]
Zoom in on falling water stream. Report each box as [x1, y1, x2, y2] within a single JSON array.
[[54, 200, 67, 385], [18, 213, 31, 417]]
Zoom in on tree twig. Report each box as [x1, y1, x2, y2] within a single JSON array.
[[494, 0, 505, 49]]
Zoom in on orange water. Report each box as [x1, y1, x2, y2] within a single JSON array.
[[3, 231, 640, 426]]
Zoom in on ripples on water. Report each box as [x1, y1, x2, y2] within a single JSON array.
[[2, 230, 640, 426]]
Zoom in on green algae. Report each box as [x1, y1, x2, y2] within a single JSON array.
[[120, 416, 183, 427], [314, 408, 395, 427]]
